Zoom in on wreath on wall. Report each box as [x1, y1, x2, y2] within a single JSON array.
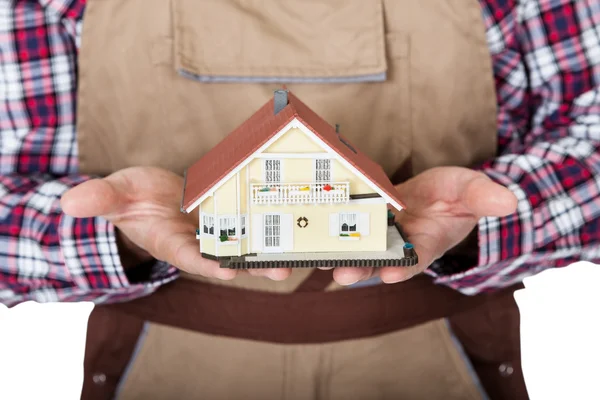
[[297, 217, 309, 228]]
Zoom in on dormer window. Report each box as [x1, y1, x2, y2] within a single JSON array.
[[314, 159, 331, 182]]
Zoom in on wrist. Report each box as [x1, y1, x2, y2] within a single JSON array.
[[430, 226, 480, 276], [115, 229, 153, 270], [447, 225, 479, 258]]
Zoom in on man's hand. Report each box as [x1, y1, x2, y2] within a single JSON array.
[[60, 166, 516, 286], [60, 167, 291, 281], [329, 167, 518, 285]]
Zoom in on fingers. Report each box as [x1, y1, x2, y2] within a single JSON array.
[[378, 232, 439, 283], [394, 166, 459, 207], [332, 267, 375, 285], [149, 226, 292, 281], [61, 178, 124, 218], [380, 211, 455, 283], [247, 268, 293, 281], [394, 167, 518, 219], [60, 166, 185, 219], [462, 175, 518, 217], [164, 233, 238, 280]]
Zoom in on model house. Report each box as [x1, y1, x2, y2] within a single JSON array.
[[180, 90, 417, 268]]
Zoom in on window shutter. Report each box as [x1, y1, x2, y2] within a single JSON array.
[[281, 214, 294, 251], [358, 213, 370, 236], [329, 213, 339, 236], [252, 214, 263, 252]]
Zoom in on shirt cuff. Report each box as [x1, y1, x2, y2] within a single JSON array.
[[58, 213, 179, 303], [425, 169, 529, 295]]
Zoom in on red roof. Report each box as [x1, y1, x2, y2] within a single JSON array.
[[181, 91, 406, 212]]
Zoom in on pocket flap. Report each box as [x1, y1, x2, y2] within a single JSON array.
[[172, 0, 387, 82]]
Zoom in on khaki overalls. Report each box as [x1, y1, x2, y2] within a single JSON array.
[[76, 0, 527, 398]]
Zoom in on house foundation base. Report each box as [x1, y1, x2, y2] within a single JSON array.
[[211, 224, 418, 269]]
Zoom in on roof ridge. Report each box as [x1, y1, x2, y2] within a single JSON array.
[[182, 89, 407, 212]]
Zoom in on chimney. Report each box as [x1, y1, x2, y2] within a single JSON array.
[[274, 89, 288, 115]]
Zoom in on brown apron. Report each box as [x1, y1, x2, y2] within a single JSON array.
[[76, 0, 527, 398]]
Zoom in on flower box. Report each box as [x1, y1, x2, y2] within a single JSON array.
[[219, 236, 239, 245], [322, 189, 345, 195], [257, 190, 279, 196], [339, 232, 360, 241]]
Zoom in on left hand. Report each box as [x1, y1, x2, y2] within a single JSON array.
[[328, 166, 518, 285], [60, 166, 291, 281]]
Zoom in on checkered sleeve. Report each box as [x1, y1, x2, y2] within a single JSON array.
[[0, 0, 178, 306], [0, 174, 178, 306], [428, 0, 600, 294]]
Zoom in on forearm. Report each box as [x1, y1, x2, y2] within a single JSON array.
[[428, 130, 600, 294], [425, 0, 600, 294], [0, 173, 178, 306]]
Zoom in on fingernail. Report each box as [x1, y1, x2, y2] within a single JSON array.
[[215, 269, 236, 280], [339, 277, 360, 286], [267, 270, 287, 281], [384, 275, 411, 284]]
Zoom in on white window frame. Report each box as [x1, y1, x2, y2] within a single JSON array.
[[314, 158, 332, 182], [263, 213, 282, 252], [339, 212, 358, 234], [201, 213, 215, 236], [215, 214, 248, 240], [241, 215, 248, 238], [219, 216, 237, 238], [263, 159, 282, 183]]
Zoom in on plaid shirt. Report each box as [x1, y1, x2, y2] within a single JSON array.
[[1, 0, 599, 306]]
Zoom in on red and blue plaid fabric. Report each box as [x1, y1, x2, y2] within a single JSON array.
[[1, 0, 599, 305]]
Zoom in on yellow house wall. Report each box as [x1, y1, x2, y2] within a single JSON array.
[[200, 202, 387, 256], [331, 159, 374, 194], [247, 159, 375, 195], [199, 169, 249, 257], [240, 167, 248, 213], [263, 127, 325, 153], [201, 194, 214, 213], [214, 241, 242, 257], [200, 236, 216, 255], [197, 125, 391, 257], [253, 202, 387, 253], [215, 175, 237, 214], [200, 231, 249, 257]]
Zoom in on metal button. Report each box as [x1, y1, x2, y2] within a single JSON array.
[[92, 373, 107, 385], [498, 363, 514, 377]]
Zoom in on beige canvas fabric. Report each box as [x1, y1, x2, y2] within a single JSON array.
[[116, 321, 481, 400], [76, 0, 498, 398]]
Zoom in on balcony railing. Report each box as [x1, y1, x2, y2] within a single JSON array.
[[251, 182, 350, 205]]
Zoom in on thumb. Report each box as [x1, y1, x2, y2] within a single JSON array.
[[60, 178, 125, 218], [462, 175, 518, 217]]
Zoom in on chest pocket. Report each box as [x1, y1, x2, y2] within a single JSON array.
[[77, 0, 495, 181], [165, 0, 413, 181], [173, 0, 387, 83]]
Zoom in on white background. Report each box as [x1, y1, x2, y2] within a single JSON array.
[[1, 262, 600, 399], [0, 301, 94, 400]]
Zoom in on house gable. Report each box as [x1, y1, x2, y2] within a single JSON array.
[[185, 117, 404, 213], [182, 90, 407, 214], [262, 127, 326, 154], [283, 119, 405, 211], [253, 124, 382, 194]]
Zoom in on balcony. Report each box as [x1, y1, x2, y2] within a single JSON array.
[[251, 182, 350, 205]]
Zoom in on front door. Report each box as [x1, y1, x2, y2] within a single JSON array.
[[263, 214, 282, 253]]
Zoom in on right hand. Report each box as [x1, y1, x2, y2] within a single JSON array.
[[60, 167, 292, 281]]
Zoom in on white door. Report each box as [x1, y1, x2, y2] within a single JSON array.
[[263, 214, 282, 252]]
